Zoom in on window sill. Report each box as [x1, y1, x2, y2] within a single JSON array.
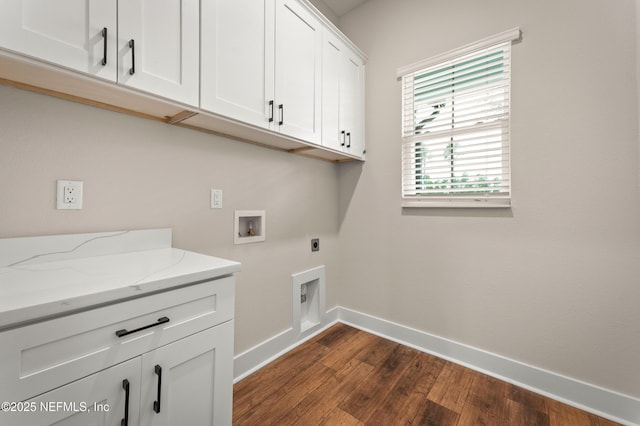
[[401, 198, 511, 209]]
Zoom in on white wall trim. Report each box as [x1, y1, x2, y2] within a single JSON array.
[[337, 307, 640, 426], [233, 306, 339, 383], [233, 306, 639, 425]]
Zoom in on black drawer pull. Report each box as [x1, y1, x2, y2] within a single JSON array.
[[153, 365, 162, 414], [269, 100, 274, 123], [101, 27, 108, 66], [115, 317, 170, 337], [128, 39, 135, 75], [121, 379, 130, 426]]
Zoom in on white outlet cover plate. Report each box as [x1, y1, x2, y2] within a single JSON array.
[[57, 180, 83, 210], [211, 189, 222, 209]]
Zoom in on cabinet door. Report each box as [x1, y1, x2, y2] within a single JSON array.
[[117, 0, 199, 106], [321, 33, 365, 158], [321, 33, 343, 152], [201, 0, 275, 128], [341, 49, 365, 158], [2, 358, 141, 426], [274, 0, 322, 143], [0, 0, 116, 81], [140, 322, 234, 426]]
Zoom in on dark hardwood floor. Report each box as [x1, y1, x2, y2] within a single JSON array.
[[233, 323, 620, 425]]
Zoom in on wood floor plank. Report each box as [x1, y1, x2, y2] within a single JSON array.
[[506, 399, 550, 426], [594, 416, 628, 426], [547, 397, 598, 426], [505, 383, 550, 425], [354, 333, 398, 366], [427, 361, 478, 413], [233, 342, 330, 419], [457, 373, 510, 425], [234, 360, 335, 424], [321, 329, 379, 370], [413, 398, 461, 426], [277, 359, 374, 425], [233, 324, 622, 426], [313, 322, 360, 348], [339, 344, 418, 422], [365, 351, 446, 424], [507, 382, 548, 413], [319, 408, 364, 426]]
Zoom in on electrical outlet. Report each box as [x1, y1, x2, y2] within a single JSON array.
[[57, 180, 83, 210], [64, 186, 77, 203], [311, 238, 319, 252]]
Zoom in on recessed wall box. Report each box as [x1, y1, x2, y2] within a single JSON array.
[[292, 266, 325, 337], [234, 210, 265, 244]]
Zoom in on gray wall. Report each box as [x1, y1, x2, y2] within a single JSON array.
[[0, 85, 340, 355], [336, 0, 640, 398]]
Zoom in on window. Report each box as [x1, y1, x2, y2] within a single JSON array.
[[398, 28, 521, 208]]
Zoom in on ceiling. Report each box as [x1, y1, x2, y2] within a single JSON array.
[[320, 0, 369, 17]]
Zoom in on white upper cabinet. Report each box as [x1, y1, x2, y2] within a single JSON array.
[[273, 0, 322, 143], [0, 0, 117, 81], [117, 0, 200, 106], [322, 31, 365, 158], [342, 49, 365, 158], [0, 0, 198, 106], [0, 0, 365, 161], [201, 0, 275, 129], [201, 0, 322, 143]]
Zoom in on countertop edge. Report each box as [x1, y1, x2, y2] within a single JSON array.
[[0, 261, 241, 332]]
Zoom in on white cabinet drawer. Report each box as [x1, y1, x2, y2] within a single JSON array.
[[0, 276, 234, 403]]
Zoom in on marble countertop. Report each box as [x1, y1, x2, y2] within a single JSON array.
[[0, 229, 241, 330]]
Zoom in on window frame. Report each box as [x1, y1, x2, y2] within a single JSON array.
[[397, 28, 521, 208]]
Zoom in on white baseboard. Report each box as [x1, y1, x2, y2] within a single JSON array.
[[233, 306, 639, 426], [233, 306, 339, 383]]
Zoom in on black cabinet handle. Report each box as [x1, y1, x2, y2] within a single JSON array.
[[341, 130, 346, 146], [128, 39, 135, 75], [153, 365, 162, 414], [278, 104, 284, 126], [115, 317, 169, 338], [347, 132, 351, 148], [101, 28, 107, 66], [269, 100, 274, 123], [121, 379, 130, 426]]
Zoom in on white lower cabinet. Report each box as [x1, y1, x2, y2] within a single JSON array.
[[6, 358, 142, 426], [139, 322, 234, 426], [0, 277, 235, 426]]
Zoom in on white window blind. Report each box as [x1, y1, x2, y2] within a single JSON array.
[[398, 28, 520, 208]]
